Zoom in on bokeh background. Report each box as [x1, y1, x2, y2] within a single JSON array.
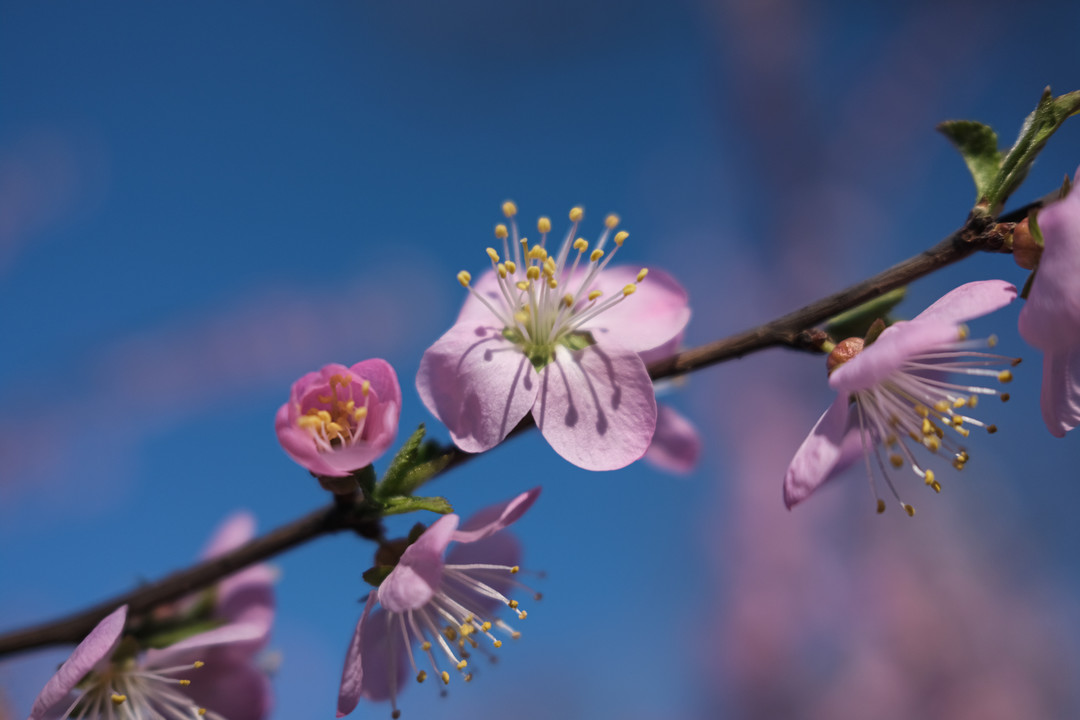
[[2, 1, 1079, 718]]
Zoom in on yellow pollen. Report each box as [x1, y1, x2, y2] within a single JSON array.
[[528, 246, 547, 261], [988, 334, 998, 347], [179, 679, 191, 686], [931, 480, 942, 492], [544, 257, 557, 274], [914, 404, 929, 418], [953, 458, 966, 470], [505, 260, 517, 274], [876, 499, 886, 514], [486, 247, 500, 263], [361, 380, 370, 396], [511, 566, 520, 574], [498, 263, 507, 278], [573, 238, 588, 252], [481, 622, 492, 631], [924, 469, 935, 486], [605, 214, 619, 228], [957, 326, 970, 340], [921, 418, 933, 435], [636, 268, 649, 282], [511, 631, 522, 639], [441, 671, 451, 685], [516, 281, 529, 291], [951, 416, 964, 427], [561, 293, 574, 307], [903, 504, 916, 517], [953, 397, 967, 409], [111, 694, 127, 705], [355, 407, 368, 421], [968, 395, 979, 408], [590, 248, 604, 262], [934, 400, 949, 413], [955, 427, 970, 438], [457, 271, 472, 287], [998, 370, 1013, 383], [495, 223, 508, 239], [421, 641, 432, 651], [518, 610, 527, 619], [502, 201, 517, 218], [493, 639, 503, 648], [456, 660, 468, 670], [569, 206, 584, 222], [538, 217, 551, 233], [193, 661, 205, 669], [508, 599, 519, 609], [924, 436, 941, 452], [588, 290, 603, 301], [889, 454, 903, 468], [614, 230, 628, 246], [547, 277, 557, 289], [417, 670, 427, 683], [526, 266, 541, 280]]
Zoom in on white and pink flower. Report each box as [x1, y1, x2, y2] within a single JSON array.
[[417, 204, 690, 471]]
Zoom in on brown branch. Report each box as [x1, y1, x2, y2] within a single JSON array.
[[0, 205, 1033, 659]]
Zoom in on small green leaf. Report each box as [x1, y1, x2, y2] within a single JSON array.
[[938, 120, 1001, 201], [824, 287, 907, 341], [381, 495, 454, 516], [376, 424, 427, 499], [863, 318, 887, 346], [362, 566, 393, 587]]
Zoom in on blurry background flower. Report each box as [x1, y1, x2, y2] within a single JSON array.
[[1, 1, 1078, 718]]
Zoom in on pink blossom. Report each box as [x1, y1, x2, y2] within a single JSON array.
[[784, 280, 1018, 513], [639, 338, 702, 474], [276, 359, 401, 478], [337, 488, 541, 718], [28, 514, 275, 719], [417, 205, 690, 470], [1018, 170, 1080, 437]]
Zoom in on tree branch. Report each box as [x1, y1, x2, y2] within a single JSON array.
[[0, 205, 1032, 659]]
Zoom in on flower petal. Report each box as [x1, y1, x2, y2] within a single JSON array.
[[456, 269, 506, 324], [379, 514, 460, 613], [201, 512, 256, 558], [416, 322, 539, 453], [783, 394, 862, 509], [914, 279, 1017, 324], [445, 533, 524, 616], [337, 592, 378, 717], [579, 266, 691, 353], [829, 320, 961, 392], [29, 606, 127, 720], [644, 403, 701, 474], [275, 403, 343, 477], [183, 656, 273, 720], [144, 621, 271, 668], [532, 340, 657, 470], [453, 487, 541, 544], [1039, 348, 1080, 438]]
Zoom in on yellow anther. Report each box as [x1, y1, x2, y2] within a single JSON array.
[[569, 206, 583, 222], [953, 397, 967, 409], [528, 246, 547, 261], [956, 427, 970, 438], [460, 624, 474, 636], [914, 404, 929, 418], [622, 284, 637, 297], [957, 326, 970, 340], [573, 238, 588, 252], [505, 261, 517, 274], [317, 410, 332, 422], [538, 217, 551, 233], [417, 670, 427, 683], [493, 639, 503, 648], [421, 641, 432, 651], [1001, 392, 1010, 402], [889, 454, 903, 469], [111, 694, 128, 705], [921, 418, 933, 436], [933, 400, 949, 413], [561, 293, 575, 307], [987, 424, 998, 434], [903, 504, 916, 517], [465, 673, 474, 682], [495, 223, 508, 239], [613, 230, 628, 246], [547, 277, 558, 289], [456, 660, 468, 670], [967, 395, 979, 408], [444, 626, 458, 641], [590, 248, 604, 262], [987, 334, 998, 347], [998, 370, 1013, 383], [486, 247, 500, 263], [516, 280, 529, 290], [193, 661, 205, 669], [503, 201, 518, 217], [441, 671, 451, 685], [457, 270, 472, 287], [952, 458, 966, 471], [605, 214, 619, 229], [636, 268, 649, 282], [179, 679, 191, 686], [511, 566, 520, 574], [508, 599, 519, 609], [958, 450, 969, 462], [481, 621, 492, 631], [498, 263, 507, 278], [526, 266, 541, 280], [588, 290, 603, 301], [514, 310, 528, 324], [951, 416, 964, 427], [518, 610, 527, 619], [511, 631, 522, 640], [924, 469, 935, 486], [876, 499, 886, 514], [325, 422, 344, 437], [355, 407, 368, 421], [924, 436, 941, 452], [931, 480, 942, 493]]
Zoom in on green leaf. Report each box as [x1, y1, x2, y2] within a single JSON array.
[[362, 566, 393, 587], [376, 424, 427, 499], [824, 287, 907, 341], [938, 120, 1001, 202], [381, 495, 454, 516], [984, 88, 1080, 210], [376, 424, 454, 499]]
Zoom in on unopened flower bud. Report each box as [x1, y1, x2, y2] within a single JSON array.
[[827, 337, 864, 375], [1011, 217, 1043, 270]]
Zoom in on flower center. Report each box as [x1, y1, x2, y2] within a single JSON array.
[[296, 373, 371, 450], [845, 329, 1019, 515], [457, 202, 649, 370], [61, 659, 220, 720]]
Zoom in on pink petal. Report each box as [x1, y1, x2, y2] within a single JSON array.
[[532, 340, 657, 470], [145, 621, 271, 667], [829, 320, 961, 393], [783, 394, 862, 509], [1039, 348, 1080, 438], [644, 403, 701, 474], [416, 322, 539, 453], [1020, 188, 1080, 352], [579, 266, 691, 353], [456, 269, 506, 324], [182, 656, 273, 720], [349, 359, 402, 412], [914, 279, 1017, 324], [29, 606, 127, 720], [337, 592, 378, 717], [445, 533, 524, 616], [275, 403, 343, 477], [638, 333, 684, 367], [453, 487, 541, 544], [201, 512, 256, 559], [378, 515, 460, 614]]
